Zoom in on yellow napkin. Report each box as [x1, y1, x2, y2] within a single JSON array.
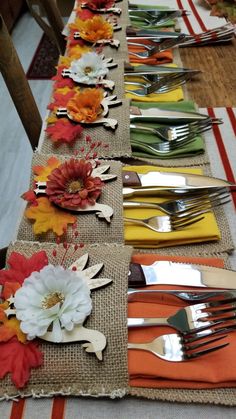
[[123, 166, 221, 248], [125, 64, 184, 103]]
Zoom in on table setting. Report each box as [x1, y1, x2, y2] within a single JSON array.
[[1, 0, 236, 414]]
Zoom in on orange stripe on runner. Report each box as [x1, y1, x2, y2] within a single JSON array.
[[226, 107, 236, 137], [51, 397, 66, 419], [187, 0, 207, 32], [176, 0, 195, 34], [10, 400, 25, 419]]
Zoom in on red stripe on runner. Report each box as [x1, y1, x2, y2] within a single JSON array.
[[176, 0, 195, 34], [226, 107, 236, 137], [10, 400, 25, 419], [51, 397, 66, 419], [187, 0, 207, 32], [207, 107, 236, 209]]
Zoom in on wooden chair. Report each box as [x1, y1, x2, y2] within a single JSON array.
[[0, 247, 7, 269], [0, 14, 42, 150], [26, 0, 66, 55]]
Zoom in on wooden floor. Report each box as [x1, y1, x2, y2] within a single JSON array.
[[180, 40, 236, 107]]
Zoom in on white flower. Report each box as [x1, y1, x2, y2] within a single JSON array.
[[14, 264, 92, 343], [69, 52, 109, 84]]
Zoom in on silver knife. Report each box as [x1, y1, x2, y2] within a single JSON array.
[[126, 27, 181, 38], [130, 106, 210, 122], [122, 170, 234, 189], [128, 261, 236, 289]]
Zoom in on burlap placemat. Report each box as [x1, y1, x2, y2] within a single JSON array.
[[0, 241, 133, 400], [17, 155, 124, 245], [128, 387, 236, 406], [40, 98, 132, 158]]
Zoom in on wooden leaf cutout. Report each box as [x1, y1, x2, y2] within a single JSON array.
[[86, 277, 113, 290], [82, 263, 104, 279], [69, 253, 89, 272]]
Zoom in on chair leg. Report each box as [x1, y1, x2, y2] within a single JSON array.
[[0, 15, 42, 150], [0, 247, 8, 269], [37, 0, 66, 55]]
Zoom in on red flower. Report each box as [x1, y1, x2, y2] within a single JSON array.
[[46, 158, 104, 209], [0, 251, 48, 286]]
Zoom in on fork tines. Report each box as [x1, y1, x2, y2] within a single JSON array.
[[182, 333, 229, 359]]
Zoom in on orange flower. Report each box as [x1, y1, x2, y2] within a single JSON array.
[[67, 88, 103, 123], [70, 16, 113, 43], [25, 197, 76, 236]]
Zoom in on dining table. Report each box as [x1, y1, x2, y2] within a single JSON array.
[[0, 0, 236, 418]]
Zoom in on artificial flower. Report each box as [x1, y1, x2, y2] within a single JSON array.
[[46, 119, 84, 144], [0, 337, 43, 388], [25, 197, 76, 236], [33, 156, 61, 182], [0, 251, 48, 286], [69, 52, 109, 84], [14, 264, 92, 342], [70, 16, 113, 43], [46, 158, 104, 209], [83, 0, 115, 10], [67, 88, 103, 123]]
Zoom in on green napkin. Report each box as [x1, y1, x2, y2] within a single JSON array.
[[131, 101, 205, 159], [130, 5, 175, 29]]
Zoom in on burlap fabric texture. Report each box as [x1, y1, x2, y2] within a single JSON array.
[[40, 98, 132, 159], [0, 241, 133, 400], [17, 155, 124, 245]]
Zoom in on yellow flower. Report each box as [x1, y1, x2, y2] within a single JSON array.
[[67, 88, 103, 123], [71, 16, 113, 43]]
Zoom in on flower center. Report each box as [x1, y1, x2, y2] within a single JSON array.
[[42, 292, 65, 309], [67, 180, 83, 193], [84, 66, 93, 75]]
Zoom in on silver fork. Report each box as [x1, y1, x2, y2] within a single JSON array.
[[129, 10, 189, 28], [131, 136, 199, 153], [123, 189, 231, 216], [128, 329, 229, 361], [130, 118, 221, 141], [128, 34, 186, 58], [128, 298, 236, 333], [125, 73, 194, 96], [124, 213, 205, 232], [182, 24, 235, 47]]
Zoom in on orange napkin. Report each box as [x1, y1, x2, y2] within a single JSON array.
[[128, 254, 236, 389], [128, 39, 173, 65]]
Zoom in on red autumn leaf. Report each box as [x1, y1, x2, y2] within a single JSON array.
[[46, 119, 84, 144], [76, 8, 95, 20], [0, 251, 48, 286], [1, 281, 21, 299], [47, 91, 76, 111], [21, 189, 38, 205], [0, 337, 43, 388], [52, 66, 75, 89]]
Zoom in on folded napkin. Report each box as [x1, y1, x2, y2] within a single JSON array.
[[128, 253, 236, 389], [123, 165, 221, 248], [125, 64, 184, 102], [128, 38, 173, 66], [130, 101, 205, 159]]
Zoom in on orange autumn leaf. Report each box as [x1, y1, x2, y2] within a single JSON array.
[[2, 282, 21, 300], [70, 16, 113, 43], [25, 197, 76, 236], [0, 307, 26, 344], [67, 44, 92, 59], [33, 157, 61, 181], [67, 88, 103, 123]]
